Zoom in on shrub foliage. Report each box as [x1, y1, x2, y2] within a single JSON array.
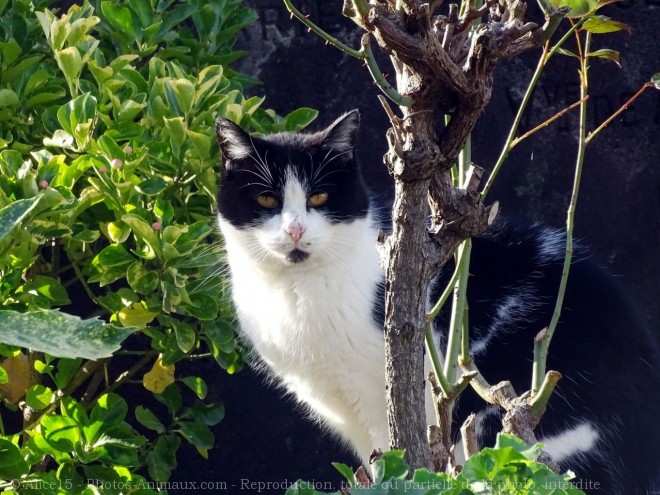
[[0, 0, 317, 491]]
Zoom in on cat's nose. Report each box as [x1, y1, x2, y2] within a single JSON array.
[[286, 222, 305, 243]]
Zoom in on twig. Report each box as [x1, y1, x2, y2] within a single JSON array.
[[510, 96, 588, 148], [424, 235, 471, 399], [443, 238, 472, 386], [482, 19, 586, 200], [282, 1, 414, 106], [361, 35, 414, 106], [530, 370, 562, 415], [24, 358, 107, 430], [282, 0, 362, 58], [532, 31, 592, 393], [105, 350, 157, 394], [585, 83, 652, 144]]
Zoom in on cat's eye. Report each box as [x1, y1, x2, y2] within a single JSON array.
[[307, 192, 328, 207], [255, 195, 279, 209]]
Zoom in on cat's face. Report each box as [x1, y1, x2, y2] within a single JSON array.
[[215, 111, 370, 268]]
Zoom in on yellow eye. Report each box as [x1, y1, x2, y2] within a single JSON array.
[[307, 192, 328, 207], [256, 195, 279, 209]]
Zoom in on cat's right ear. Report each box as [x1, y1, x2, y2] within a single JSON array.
[[216, 119, 254, 167]]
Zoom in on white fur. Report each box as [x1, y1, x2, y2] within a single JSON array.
[[218, 175, 598, 467], [540, 422, 600, 463], [218, 173, 390, 462], [536, 227, 566, 264], [471, 285, 539, 356]]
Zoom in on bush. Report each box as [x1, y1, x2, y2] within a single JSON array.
[[286, 435, 584, 495], [0, 0, 317, 491]]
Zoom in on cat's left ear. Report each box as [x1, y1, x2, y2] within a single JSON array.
[[320, 109, 360, 158], [216, 118, 254, 166]]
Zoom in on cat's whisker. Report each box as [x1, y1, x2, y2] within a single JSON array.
[[249, 137, 274, 183], [238, 167, 274, 187], [311, 169, 345, 189], [311, 148, 336, 183]]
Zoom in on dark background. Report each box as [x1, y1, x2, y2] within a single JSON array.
[[174, 1, 660, 492]]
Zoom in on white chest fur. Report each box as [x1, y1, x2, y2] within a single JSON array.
[[220, 217, 391, 462]]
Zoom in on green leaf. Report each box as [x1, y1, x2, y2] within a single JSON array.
[[26, 384, 54, 410], [185, 402, 224, 426], [122, 213, 160, 255], [204, 320, 235, 348], [0, 196, 43, 244], [155, 383, 182, 415], [163, 116, 187, 159], [556, 47, 578, 58], [186, 130, 212, 160], [135, 405, 165, 433], [95, 243, 134, 268], [104, 221, 131, 244], [181, 376, 207, 400], [652, 73, 660, 90], [55, 47, 82, 88], [0, 39, 21, 68], [164, 79, 195, 116], [0, 88, 18, 107], [136, 177, 168, 195], [41, 414, 81, 451], [146, 434, 180, 482], [185, 293, 218, 320], [0, 438, 29, 479], [127, 262, 160, 295], [371, 450, 408, 484], [588, 48, 621, 67], [117, 99, 147, 121], [0, 310, 134, 360], [549, 0, 598, 17], [22, 275, 71, 306], [117, 303, 157, 329], [495, 433, 544, 462], [34, 360, 54, 374], [54, 358, 83, 389], [0, 366, 7, 384], [43, 129, 76, 149], [178, 421, 214, 449], [101, 1, 141, 42], [332, 462, 356, 484], [283, 107, 318, 132], [582, 15, 631, 34], [128, 0, 153, 26], [173, 320, 196, 353], [91, 394, 128, 427], [157, 4, 197, 39], [85, 393, 129, 445]]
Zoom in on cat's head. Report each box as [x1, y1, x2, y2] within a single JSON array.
[[215, 110, 371, 269]]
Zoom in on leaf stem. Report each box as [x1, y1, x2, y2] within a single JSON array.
[[481, 44, 548, 200], [510, 96, 588, 148], [282, 0, 413, 106], [481, 19, 586, 200], [424, 240, 471, 399], [443, 238, 472, 386], [532, 31, 591, 395], [361, 35, 414, 107], [585, 83, 651, 144], [282, 0, 362, 58]]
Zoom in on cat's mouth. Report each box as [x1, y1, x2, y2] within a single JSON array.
[[286, 249, 310, 264]]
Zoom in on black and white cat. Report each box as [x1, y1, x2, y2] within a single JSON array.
[[215, 110, 660, 494]]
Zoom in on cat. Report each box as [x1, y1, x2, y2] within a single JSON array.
[[215, 110, 660, 494]]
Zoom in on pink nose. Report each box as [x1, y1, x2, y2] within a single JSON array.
[[286, 223, 305, 243]]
